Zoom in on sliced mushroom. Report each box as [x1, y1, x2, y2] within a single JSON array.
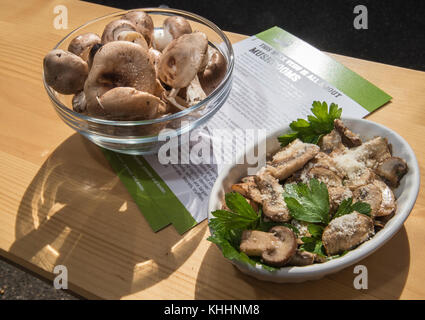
[[199, 47, 227, 95], [98, 87, 165, 120], [343, 168, 376, 190], [101, 19, 137, 44], [116, 30, 148, 50], [376, 156, 408, 188], [328, 186, 353, 212], [158, 32, 208, 110], [334, 119, 362, 147], [305, 167, 343, 187], [239, 226, 297, 267], [266, 139, 320, 180], [373, 179, 397, 217], [353, 183, 382, 216], [43, 49, 88, 94], [254, 168, 291, 222], [355, 136, 392, 169], [84, 41, 156, 116], [153, 16, 192, 51], [319, 130, 345, 154], [122, 11, 154, 46], [287, 250, 315, 266], [68, 32, 101, 57], [72, 91, 87, 113], [322, 211, 374, 255], [231, 176, 263, 203]]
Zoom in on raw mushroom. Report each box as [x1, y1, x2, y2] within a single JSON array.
[[185, 75, 207, 106], [98, 87, 165, 120], [199, 47, 227, 95], [158, 32, 208, 110], [266, 139, 320, 180], [72, 91, 87, 113], [68, 32, 101, 58], [122, 11, 154, 46], [43, 49, 88, 94], [84, 41, 156, 116], [86, 43, 103, 69], [239, 226, 297, 267], [101, 19, 137, 44], [116, 31, 148, 50], [322, 211, 374, 255], [148, 47, 162, 76], [375, 156, 408, 188], [153, 16, 192, 51]]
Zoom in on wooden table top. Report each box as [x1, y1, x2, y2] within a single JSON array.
[[0, 0, 424, 300]]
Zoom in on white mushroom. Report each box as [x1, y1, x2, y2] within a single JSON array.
[[101, 19, 137, 44], [43, 49, 88, 94], [153, 15, 192, 51], [158, 32, 208, 110]]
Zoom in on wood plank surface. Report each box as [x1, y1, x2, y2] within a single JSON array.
[[0, 0, 424, 299]]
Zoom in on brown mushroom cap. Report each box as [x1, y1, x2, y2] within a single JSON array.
[[122, 11, 154, 46], [376, 156, 408, 188], [43, 49, 88, 94], [84, 41, 156, 116], [199, 47, 227, 95], [116, 30, 148, 50], [68, 32, 101, 57], [158, 32, 208, 88], [99, 87, 164, 120], [239, 226, 297, 267], [101, 19, 137, 44], [164, 16, 192, 39]]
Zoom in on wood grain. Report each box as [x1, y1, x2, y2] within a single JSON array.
[[0, 0, 424, 299]]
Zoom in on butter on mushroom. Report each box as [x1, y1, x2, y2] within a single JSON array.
[[240, 226, 297, 267], [158, 32, 208, 110], [322, 211, 374, 255], [101, 19, 137, 44], [153, 16, 192, 51], [68, 32, 101, 58], [98, 87, 165, 120], [122, 11, 154, 46], [199, 47, 227, 95], [43, 49, 88, 94], [84, 41, 156, 116]]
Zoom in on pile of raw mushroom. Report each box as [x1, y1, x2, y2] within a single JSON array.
[[43, 10, 227, 122]]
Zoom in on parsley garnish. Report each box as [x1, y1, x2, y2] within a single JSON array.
[[278, 101, 342, 146], [333, 197, 371, 219], [207, 192, 277, 271], [283, 178, 330, 224]]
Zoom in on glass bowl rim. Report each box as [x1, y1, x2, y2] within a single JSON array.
[[43, 7, 235, 126]]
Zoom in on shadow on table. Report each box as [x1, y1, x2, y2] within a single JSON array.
[[9, 133, 206, 299], [194, 227, 410, 299]]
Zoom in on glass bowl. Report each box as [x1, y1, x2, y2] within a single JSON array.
[[43, 8, 234, 155]]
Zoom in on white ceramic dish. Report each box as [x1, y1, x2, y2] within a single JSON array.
[[208, 117, 420, 283]]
